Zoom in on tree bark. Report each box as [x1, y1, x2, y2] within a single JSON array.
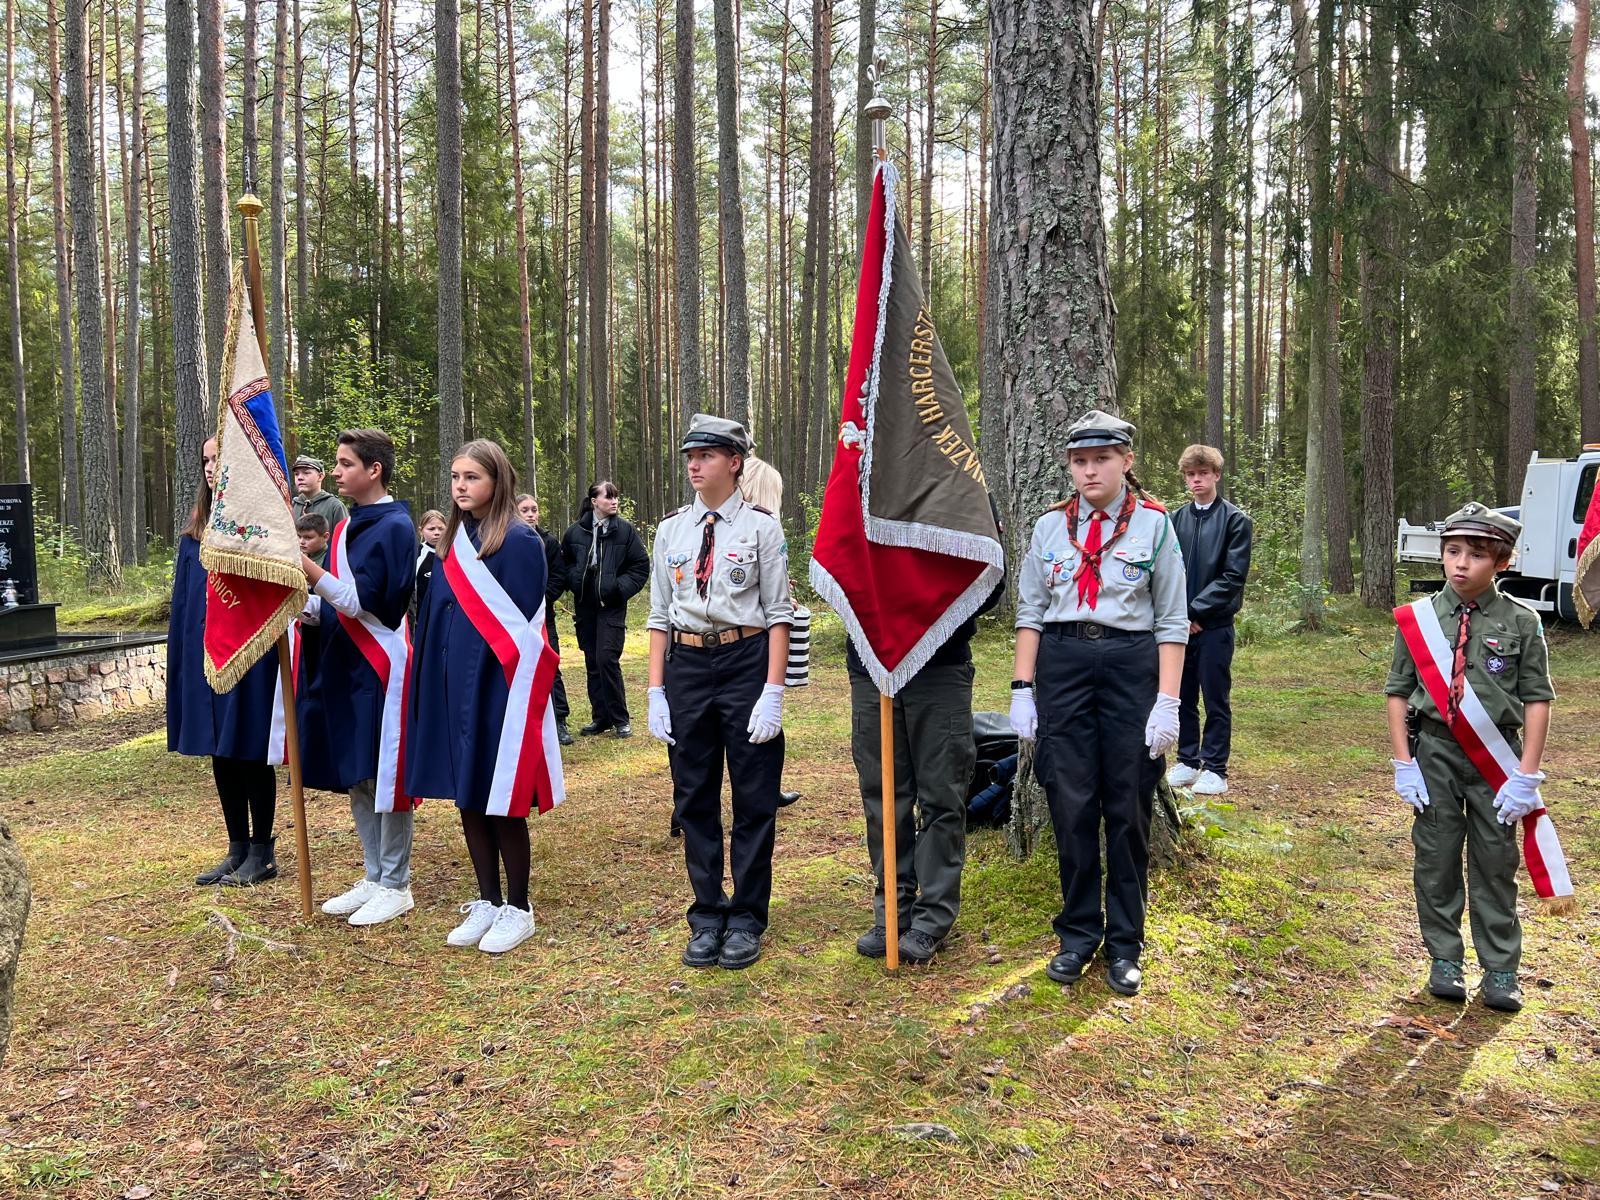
[[1507, 91, 1538, 499], [120, 0, 145, 561], [3, 0, 22, 484], [713, 0, 752, 428], [854, 0, 875, 245], [242, 0, 260, 189], [1205, 0, 1227, 449], [436, 0, 465, 497], [1570, 0, 1600, 443], [809, 0, 834, 495], [576, 0, 592, 489], [989, 0, 1117, 854], [269, 0, 288, 415], [198, 0, 230, 406], [505, 0, 538, 494], [1293, 0, 1330, 629], [592, 0, 612, 479], [1358, 0, 1398, 609], [920, 0, 935, 300], [66, 0, 120, 585], [672, 0, 702, 489], [47, 0, 79, 534], [294, 0, 308, 434]]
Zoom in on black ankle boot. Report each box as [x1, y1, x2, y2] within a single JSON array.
[[223, 838, 279, 887], [196, 840, 249, 885]]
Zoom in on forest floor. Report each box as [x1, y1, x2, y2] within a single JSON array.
[[1, 600, 1598, 1199]]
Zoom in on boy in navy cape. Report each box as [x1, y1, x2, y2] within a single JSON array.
[[407, 440, 566, 954], [296, 428, 419, 928], [169, 436, 282, 888]]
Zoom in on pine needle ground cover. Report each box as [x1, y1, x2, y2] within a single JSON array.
[[1, 603, 1596, 1199]]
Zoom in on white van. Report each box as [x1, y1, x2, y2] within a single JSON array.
[[1397, 445, 1599, 621]]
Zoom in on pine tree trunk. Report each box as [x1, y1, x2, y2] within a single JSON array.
[[920, 0, 935, 300], [794, 0, 826, 507], [505, 0, 538, 494], [576, 0, 592, 489], [198, 0, 230, 405], [1205, 0, 1227, 449], [436, 0, 465, 497], [1358, 0, 1398, 609], [557, 0, 574, 518], [672, 0, 702, 489], [592, 0, 612, 480], [810, 0, 834, 496], [1241, 12, 1256, 453], [1507, 95, 1538, 499], [293, 0, 308, 437], [242, 0, 259, 189], [47, 0, 79, 534], [713, 0, 751, 428], [120, 0, 145, 561], [3, 0, 24, 482], [1570, 0, 1600, 443], [854, 0, 875, 245], [269, 0, 288, 414], [66, 0, 120, 586], [1293, 0, 1330, 629], [989, 0, 1117, 856]]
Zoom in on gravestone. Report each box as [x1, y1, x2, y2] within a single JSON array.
[[0, 816, 28, 1066], [0, 483, 39, 606]]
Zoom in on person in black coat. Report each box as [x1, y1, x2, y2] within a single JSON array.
[[1167, 445, 1253, 797], [518, 494, 574, 745], [561, 481, 650, 737]]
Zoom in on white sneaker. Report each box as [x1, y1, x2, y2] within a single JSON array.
[[1192, 770, 1230, 796], [1166, 763, 1200, 789], [446, 899, 499, 947], [321, 878, 379, 916], [348, 885, 415, 927], [478, 905, 536, 954]]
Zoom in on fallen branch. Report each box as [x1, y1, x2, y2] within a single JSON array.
[[206, 908, 303, 964]]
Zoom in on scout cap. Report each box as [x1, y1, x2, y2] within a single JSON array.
[[292, 454, 325, 473], [1440, 501, 1520, 547], [680, 413, 752, 455], [1064, 409, 1135, 449]]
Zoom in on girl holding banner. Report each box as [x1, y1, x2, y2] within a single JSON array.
[[406, 440, 565, 955], [167, 437, 282, 888]]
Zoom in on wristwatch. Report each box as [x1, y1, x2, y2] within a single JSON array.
[[1011, 679, 1033, 690]]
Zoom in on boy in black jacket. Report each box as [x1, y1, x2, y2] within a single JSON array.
[[518, 494, 575, 746], [561, 481, 650, 737], [1167, 445, 1253, 796]]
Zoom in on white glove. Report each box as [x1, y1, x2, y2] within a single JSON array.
[[1393, 758, 1429, 813], [1009, 686, 1037, 741], [647, 685, 674, 746], [1493, 768, 1545, 825], [1144, 693, 1180, 759], [747, 682, 785, 744]]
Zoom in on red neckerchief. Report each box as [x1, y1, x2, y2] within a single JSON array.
[[1063, 487, 1138, 597]]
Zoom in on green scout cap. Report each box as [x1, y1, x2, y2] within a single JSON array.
[[1441, 501, 1520, 547], [292, 454, 324, 473], [680, 413, 752, 455], [1064, 409, 1135, 449]]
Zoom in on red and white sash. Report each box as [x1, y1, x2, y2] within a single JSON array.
[[1395, 597, 1573, 904], [439, 524, 566, 818], [328, 517, 414, 813], [267, 618, 301, 766]]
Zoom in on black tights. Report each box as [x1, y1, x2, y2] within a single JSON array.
[[459, 811, 531, 910], [212, 756, 277, 843]]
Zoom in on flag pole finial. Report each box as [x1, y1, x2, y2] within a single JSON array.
[[865, 56, 891, 162]]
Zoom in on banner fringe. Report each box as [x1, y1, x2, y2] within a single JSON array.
[[1538, 894, 1579, 917], [202, 587, 301, 693], [1574, 529, 1599, 628]]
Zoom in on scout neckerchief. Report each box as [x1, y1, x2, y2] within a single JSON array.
[[1445, 600, 1477, 724], [694, 511, 719, 599], [327, 516, 415, 814], [1394, 596, 1575, 911], [1062, 486, 1137, 611], [439, 523, 566, 818]]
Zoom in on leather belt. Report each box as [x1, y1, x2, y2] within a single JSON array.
[[1418, 714, 1520, 745], [671, 625, 765, 648], [1044, 621, 1145, 641]]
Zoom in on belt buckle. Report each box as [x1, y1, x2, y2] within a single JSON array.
[[702, 630, 723, 648], [1083, 623, 1103, 640]]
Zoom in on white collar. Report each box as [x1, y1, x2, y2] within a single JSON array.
[[692, 491, 745, 524]]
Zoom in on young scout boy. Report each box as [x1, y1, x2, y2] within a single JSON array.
[[1384, 502, 1556, 1013], [297, 513, 330, 569], [1166, 444, 1252, 796]]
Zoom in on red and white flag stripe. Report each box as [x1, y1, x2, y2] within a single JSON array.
[[439, 524, 565, 818], [328, 518, 414, 813], [1395, 597, 1573, 903]]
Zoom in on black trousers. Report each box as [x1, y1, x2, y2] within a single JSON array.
[[1177, 622, 1234, 774], [1033, 626, 1162, 960], [546, 613, 570, 724], [665, 632, 784, 935], [212, 755, 277, 843], [575, 608, 629, 727]]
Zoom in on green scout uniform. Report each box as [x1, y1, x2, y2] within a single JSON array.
[[1385, 580, 1555, 972]]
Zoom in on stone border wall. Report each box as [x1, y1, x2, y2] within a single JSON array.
[[0, 641, 166, 732]]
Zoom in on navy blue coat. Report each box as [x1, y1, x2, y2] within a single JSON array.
[[165, 535, 280, 760], [297, 500, 416, 792], [405, 519, 548, 813]]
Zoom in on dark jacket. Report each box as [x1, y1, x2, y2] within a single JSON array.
[[561, 512, 649, 620], [534, 524, 567, 623], [1170, 497, 1253, 629]]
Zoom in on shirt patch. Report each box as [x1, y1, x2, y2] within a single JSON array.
[[729, 566, 748, 586], [1485, 654, 1506, 675], [1122, 562, 1143, 581]]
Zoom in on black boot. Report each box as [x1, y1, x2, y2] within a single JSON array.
[[223, 838, 279, 887], [196, 840, 248, 886]]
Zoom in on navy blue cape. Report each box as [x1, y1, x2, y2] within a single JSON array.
[[405, 519, 547, 812]]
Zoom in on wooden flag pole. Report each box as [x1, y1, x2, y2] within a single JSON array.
[[239, 190, 314, 921], [866, 73, 900, 972]]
